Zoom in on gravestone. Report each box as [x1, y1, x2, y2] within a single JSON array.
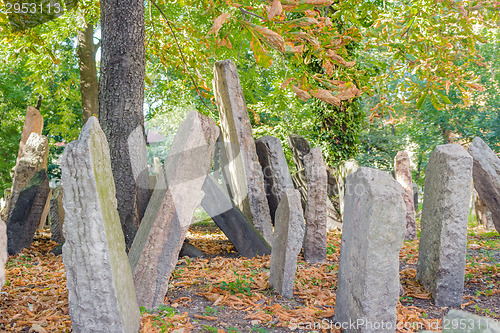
[[269, 188, 305, 298], [303, 148, 328, 263], [288, 134, 311, 209], [61, 116, 140, 333], [50, 186, 65, 244], [0, 218, 6, 287], [16, 106, 43, 162], [394, 151, 417, 240], [441, 309, 500, 333], [468, 137, 500, 233], [129, 111, 219, 309], [7, 133, 48, 219], [255, 135, 294, 224], [335, 167, 406, 333], [213, 59, 273, 243], [417, 144, 472, 307], [288, 134, 342, 230], [201, 175, 271, 258], [7, 169, 50, 255]]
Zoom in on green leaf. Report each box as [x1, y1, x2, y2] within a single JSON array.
[[416, 90, 428, 109]]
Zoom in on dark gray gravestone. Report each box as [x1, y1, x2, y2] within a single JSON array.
[[255, 135, 294, 225], [49, 185, 65, 244], [7, 169, 50, 255], [201, 175, 271, 258]]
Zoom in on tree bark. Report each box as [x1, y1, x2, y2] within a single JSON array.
[[98, 0, 150, 249], [77, 20, 98, 125]]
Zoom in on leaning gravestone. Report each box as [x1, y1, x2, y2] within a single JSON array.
[[129, 111, 219, 309], [37, 188, 52, 230], [335, 167, 406, 333], [417, 144, 472, 307], [269, 188, 305, 298], [7, 133, 48, 219], [201, 175, 271, 258], [0, 218, 6, 287], [213, 59, 273, 244], [61, 116, 140, 333], [7, 169, 50, 255], [394, 151, 417, 240], [50, 186, 65, 244], [255, 135, 294, 224], [303, 148, 328, 263], [16, 106, 43, 162], [468, 137, 500, 234]]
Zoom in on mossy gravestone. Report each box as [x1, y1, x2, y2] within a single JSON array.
[[61, 116, 140, 333]]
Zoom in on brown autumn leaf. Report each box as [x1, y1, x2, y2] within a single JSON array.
[[285, 43, 304, 53], [266, 0, 282, 20], [292, 85, 312, 101], [445, 80, 452, 94], [208, 13, 231, 36], [252, 25, 285, 52], [313, 89, 341, 106], [324, 60, 333, 76], [336, 86, 362, 100], [326, 49, 356, 67]]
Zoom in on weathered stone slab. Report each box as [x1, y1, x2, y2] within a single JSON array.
[[213, 59, 273, 243], [288, 134, 342, 230], [61, 116, 140, 333], [0, 218, 6, 287], [417, 144, 472, 307], [303, 148, 328, 263], [255, 135, 294, 225], [201, 175, 271, 258], [16, 106, 43, 162], [394, 151, 417, 240], [468, 137, 500, 234], [50, 186, 65, 244], [335, 167, 406, 333], [269, 188, 305, 298], [7, 132, 48, 219], [129, 111, 219, 309], [7, 169, 50, 255], [288, 134, 311, 210], [440, 309, 500, 333]]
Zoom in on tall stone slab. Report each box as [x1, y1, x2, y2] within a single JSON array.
[[37, 188, 52, 230], [16, 106, 43, 162], [303, 148, 328, 263], [468, 137, 500, 234], [50, 186, 65, 244], [7, 169, 50, 255], [255, 136, 294, 225], [213, 59, 273, 243], [335, 167, 406, 333], [7, 133, 48, 219], [288, 134, 311, 209], [474, 194, 495, 231], [269, 189, 305, 298], [129, 111, 219, 309], [417, 144, 472, 307], [394, 151, 417, 240], [61, 117, 140, 333], [0, 218, 7, 287]]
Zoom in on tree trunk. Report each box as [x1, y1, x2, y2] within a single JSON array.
[[76, 19, 98, 124], [98, 0, 150, 250]]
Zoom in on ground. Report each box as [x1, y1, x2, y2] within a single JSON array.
[[0, 220, 498, 333]]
